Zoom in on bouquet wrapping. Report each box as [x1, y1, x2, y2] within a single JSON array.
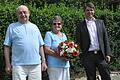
[[56, 41, 80, 60]]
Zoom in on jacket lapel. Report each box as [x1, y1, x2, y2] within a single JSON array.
[[83, 20, 89, 36], [83, 20, 90, 40], [95, 20, 100, 38]]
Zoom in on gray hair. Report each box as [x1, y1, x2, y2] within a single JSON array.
[[52, 15, 62, 23]]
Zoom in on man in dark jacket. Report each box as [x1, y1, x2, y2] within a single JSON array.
[[75, 2, 112, 80]]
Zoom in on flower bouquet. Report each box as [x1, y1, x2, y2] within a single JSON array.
[[56, 41, 80, 60]]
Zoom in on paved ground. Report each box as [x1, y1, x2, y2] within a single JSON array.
[[73, 71, 120, 80]]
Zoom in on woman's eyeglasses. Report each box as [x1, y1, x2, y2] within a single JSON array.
[[53, 23, 61, 25]]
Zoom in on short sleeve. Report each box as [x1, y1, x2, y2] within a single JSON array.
[[38, 30, 44, 46], [44, 32, 52, 47], [62, 33, 67, 41], [4, 25, 12, 46]]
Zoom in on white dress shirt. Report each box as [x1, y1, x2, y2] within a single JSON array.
[[86, 19, 100, 51]]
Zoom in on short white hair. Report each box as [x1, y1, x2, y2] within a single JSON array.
[[16, 5, 29, 12]]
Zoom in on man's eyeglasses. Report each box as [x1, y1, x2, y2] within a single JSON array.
[[53, 23, 61, 25]]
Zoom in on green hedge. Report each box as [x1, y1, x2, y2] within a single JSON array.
[[0, 3, 120, 79]]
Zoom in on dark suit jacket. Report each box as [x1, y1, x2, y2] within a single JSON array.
[[75, 19, 112, 58]]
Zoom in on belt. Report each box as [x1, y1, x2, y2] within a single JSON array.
[[87, 50, 102, 54]]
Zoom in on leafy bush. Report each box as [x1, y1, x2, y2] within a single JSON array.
[[0, 2, 120, 79]]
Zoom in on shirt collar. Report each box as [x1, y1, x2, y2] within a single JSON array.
[[85, 17, 96, 22]]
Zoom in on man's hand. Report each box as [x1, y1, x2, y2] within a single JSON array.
[[41, 62, 47, 71], [106, 56, 111, 63], [5, 65, 12, 75]]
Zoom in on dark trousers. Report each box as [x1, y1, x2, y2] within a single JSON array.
[[83, 51, 111, 80]]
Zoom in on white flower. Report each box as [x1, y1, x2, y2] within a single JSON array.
[[66, 47, 76, 53], [60, 50, 64, 56]]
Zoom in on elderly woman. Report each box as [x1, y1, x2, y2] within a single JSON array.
[[44, 16, 70, 80]]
